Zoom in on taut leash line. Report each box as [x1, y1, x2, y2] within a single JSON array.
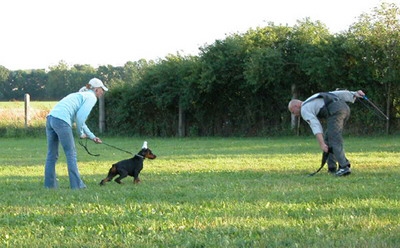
[[357, 96, 389, 120], [78, 140, 134, 156], [101, 142, 133, 155]]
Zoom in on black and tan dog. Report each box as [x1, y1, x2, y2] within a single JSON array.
[[100, 141, 156, 185]]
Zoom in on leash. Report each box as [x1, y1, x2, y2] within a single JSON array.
[[308, 151, 329, 176], [357, 96, 389, 120], [78, 139, 134, 156], [102, 142, 134, 155], [309, 147, 333, 176], [78, 139, 100, 156]]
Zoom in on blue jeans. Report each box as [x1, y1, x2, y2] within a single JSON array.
[[44, 116, 86, 189]]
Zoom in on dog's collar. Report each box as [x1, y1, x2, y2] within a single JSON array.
[[135, 154, 144, 159]]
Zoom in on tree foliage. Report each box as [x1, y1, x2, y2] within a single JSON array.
[[1, 3, 399, 136]]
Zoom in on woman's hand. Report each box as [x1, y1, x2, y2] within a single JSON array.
[[93, 137, 102, 144]]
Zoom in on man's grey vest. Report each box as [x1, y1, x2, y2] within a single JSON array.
[[316, 92, 340, 118]]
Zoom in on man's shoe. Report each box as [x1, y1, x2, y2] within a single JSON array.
[[328, 168, 337, 174], [336, 167, 351, 176]]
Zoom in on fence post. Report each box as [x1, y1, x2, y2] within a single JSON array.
[[178, 102, 185, 137], [24, 93, 30, 128], [290, 84, 299, 135], [99, 95, 105, 133]]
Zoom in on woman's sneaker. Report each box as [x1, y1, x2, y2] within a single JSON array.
[[336, 167, 351, 176]]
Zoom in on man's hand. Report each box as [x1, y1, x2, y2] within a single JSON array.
[[316, 133, 328, 153], [356, 90, 365, 98], [320, 143, 329, 153]]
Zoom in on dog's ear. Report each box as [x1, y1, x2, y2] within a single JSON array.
[[142, 141, 148, 150]]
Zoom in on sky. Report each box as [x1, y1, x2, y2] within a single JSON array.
[[0, 0, 389, 70]]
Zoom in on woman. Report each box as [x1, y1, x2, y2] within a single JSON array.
[[44, 78, 108, 189]]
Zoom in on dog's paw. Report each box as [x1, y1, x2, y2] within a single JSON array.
[[134, 179, 141, 184]]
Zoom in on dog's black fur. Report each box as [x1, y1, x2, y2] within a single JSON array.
[[100, 147, 156, 185]]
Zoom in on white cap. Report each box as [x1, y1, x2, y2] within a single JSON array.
[[142, 141, 148, 149], [88, 78, 108, 91]]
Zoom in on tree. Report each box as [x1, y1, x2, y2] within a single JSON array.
[[122, 59, 154, 86], [46, 62, 97, 99], [198, 34, 251, 135], [291, 18, 333, 96], [46, 61, 73, 99], [138, 54, 199, 136], [243, 24, 294, 134], [347, 2, 400, 134], [0, 66, 10, 100]]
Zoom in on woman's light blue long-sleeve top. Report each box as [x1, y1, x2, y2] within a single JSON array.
[[48, 90, 97, 139]]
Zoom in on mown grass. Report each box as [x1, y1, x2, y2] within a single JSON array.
[[0, 136, 399, 247]]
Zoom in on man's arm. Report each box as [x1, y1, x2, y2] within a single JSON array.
[[315, 133, 328, 152], [331, 90, 365, 103]]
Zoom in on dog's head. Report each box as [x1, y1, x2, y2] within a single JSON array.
[[138, 141, 157, 159]]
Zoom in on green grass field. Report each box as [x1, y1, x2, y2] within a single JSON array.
[[0, 136, 399, 247]]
